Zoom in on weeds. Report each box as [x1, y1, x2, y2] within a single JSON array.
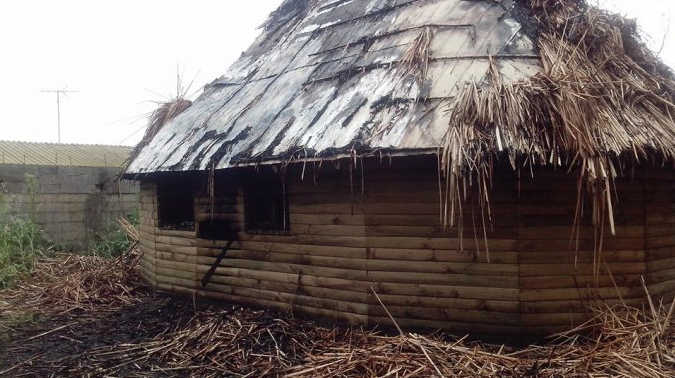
[[91, 209, 139, 258], [0, 176, 51, 289]]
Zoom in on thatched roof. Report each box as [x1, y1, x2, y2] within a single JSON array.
[[126, 0, 675, 183], [127, 0, 545, 174]]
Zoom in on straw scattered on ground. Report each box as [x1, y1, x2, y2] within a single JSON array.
[[1, 245, 673, 377]]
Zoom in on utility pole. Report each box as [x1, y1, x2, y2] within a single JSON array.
[[42, 88, 78, 143]]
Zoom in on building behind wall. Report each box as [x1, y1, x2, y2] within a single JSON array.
[[0, 141, 139, 251]]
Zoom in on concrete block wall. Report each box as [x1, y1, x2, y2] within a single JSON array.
[[0, 164, 139, 251]]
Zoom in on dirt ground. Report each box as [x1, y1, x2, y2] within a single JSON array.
[[1, 252, 673, 377]]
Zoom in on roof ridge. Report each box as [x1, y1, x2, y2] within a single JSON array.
[[0, 140, 134, 148]]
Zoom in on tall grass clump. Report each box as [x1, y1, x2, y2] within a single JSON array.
[[0, 176, 51, 289], [91, 209, 139, 259]]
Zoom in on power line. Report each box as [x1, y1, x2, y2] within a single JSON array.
[[41, 88, 78, 143]]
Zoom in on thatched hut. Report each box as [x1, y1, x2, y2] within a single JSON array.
[[124, 0, 675, 336]]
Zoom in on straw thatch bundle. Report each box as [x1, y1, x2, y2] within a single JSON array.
[[441, 0, 675, 260], [123, 98, 192, 173]]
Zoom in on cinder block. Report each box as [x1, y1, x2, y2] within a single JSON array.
[[40, 184, 60, 194], [79, 183, 97, 193], [37, 174, 59, 185], [58, 166, 79, 176], [37, 166, 58, 175], [2, 182, 24, 194]]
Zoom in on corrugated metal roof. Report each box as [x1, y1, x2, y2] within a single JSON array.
[[0, 141, 132, 167], [127, 0, 541, 174]]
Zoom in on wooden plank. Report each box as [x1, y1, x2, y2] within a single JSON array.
[[649, 279, 675, 297], [520, 274, 643, 290], [647, 246, 675, 260], [155, 242, 197, 256], [646, 224, 675, 237], [155, 251, 198, 264], [366, 260, 518, 275], [365, 213, 517, 227], [195, 258, 369, 281], [367, 315, 521, 336], [156, 266, 197, 281], [647, 235, 675, 248], [197, 281, 369, 315], [205, 274, 368, 304], [521, 298, 644, 313], [365, 237, 517, 251], [155, 235, 196, 247], [646, 269, 675, 285], [237, 233, 367, 248], [519, 286, 644, 302], [290, 224, 365, 237], [368, 305, 520, 326], [520, 312, 588, 327], [196, 266, 369, 293], [368, 271, 518, 288], [155, 258, 196, 273], [194, 289, 368, 326], [519, 250, 645, 264], [290, 213, 365, 226], [200, 250, 368, 270], [196, 242, 366, 259], [375, 282, 519, 300], [519, 262, 646, 276], [368, 248, 517, 264], [518, 226, 645, 239], [519, 238, 645, 252], [155, 229, 196, 238], [366, 225, 518, 239], [647, 257, 675, 273], [372, 293, 518, 313]]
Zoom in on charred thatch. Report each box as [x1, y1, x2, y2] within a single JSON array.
[[441, 0, 675, 271], [397, 26, 433, 83]]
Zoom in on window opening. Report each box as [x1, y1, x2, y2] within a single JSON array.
[[244, 168, 289, 234], [158, 180, 194, 231]]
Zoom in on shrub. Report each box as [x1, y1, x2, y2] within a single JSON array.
[[91, 209, 139, 258]]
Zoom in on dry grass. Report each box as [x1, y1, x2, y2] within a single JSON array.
[[123, 98, 192, 175], [397, 26, 433, 83], [440, 0, 675, 272], [1, 247, 673, 377]]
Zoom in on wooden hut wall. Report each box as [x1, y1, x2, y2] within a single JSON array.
[[645, 169, 675, 303], [137, 159, 674, 336], [194, 167, 369, 325], [516, 170, 647, 335], [139, 183, 157, 287]]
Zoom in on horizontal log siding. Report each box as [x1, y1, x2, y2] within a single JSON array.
[[139, 183, 157, 286], [192, 170, 369, 325], [362, 167, 520, 335], [645, 172, 675, 303], [136, 162, 674, 337], [517, 170, 648, 334]]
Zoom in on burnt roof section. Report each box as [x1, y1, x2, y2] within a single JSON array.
[[127, 0, 541, 174]]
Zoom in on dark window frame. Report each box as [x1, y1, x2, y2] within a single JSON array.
[[244, 169, 290, 235], [157, 180, 195, 231]]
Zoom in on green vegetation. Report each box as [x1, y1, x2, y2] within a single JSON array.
[[91, 209, 139, 258], [0, 175, 51, 289]]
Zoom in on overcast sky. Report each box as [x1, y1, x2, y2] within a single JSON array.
[[0, 0, 673, 146]]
